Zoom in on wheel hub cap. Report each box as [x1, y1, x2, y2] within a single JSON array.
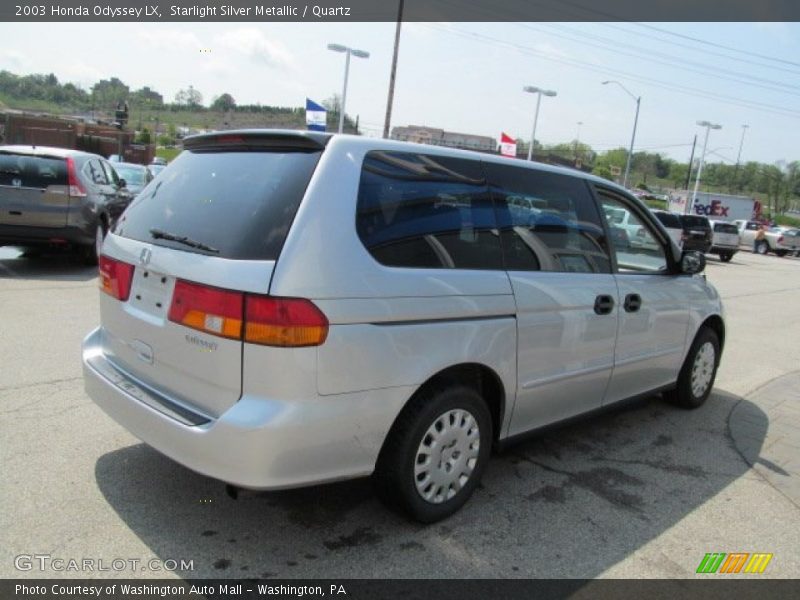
[[414, 409, 480, 505], [691, 341, 715, 398]]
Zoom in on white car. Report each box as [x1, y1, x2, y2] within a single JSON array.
[[651, 210, 684, 248], [707, 220, 740, 262]]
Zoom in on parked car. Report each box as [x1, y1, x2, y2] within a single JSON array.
[[0, 145, 132, 264], [148, 163, 167, 177], [734, 219, 793, 256], [780, 228, 800, 256], [650, 210, 684, 248], [707, 220, 740, 262], [82, 130, 725, 523], [110, 162, 154, 196], [769, 227, 800, 256], [108, 154, 123, 163], [151, 156, 167, 166], [678, 214, 713, 254]]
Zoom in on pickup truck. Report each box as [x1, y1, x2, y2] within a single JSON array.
[[734, 220, 798, 256]]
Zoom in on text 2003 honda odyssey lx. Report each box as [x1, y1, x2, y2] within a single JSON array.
[[83, 130, 724, 522]]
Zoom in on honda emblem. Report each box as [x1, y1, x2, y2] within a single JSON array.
[[139, 248, 152, 265]]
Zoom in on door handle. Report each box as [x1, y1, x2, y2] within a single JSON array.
[[594, 294, 615, 315], [624, 293, 642, 312]]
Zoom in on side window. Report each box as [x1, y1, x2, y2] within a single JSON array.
[[598, 193, 667, 273], [84, 159, 108, 185], [487, 163, 611, 274], [356, 151, 503, 270], [100, 160, 120, 186]]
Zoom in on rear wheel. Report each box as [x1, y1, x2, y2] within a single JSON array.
[[81, 221, 106, 266], [374, 384, 492, 523], [664, 327, 720, 409], [756, 241, 769, 255], [719, 252, 732, 263]]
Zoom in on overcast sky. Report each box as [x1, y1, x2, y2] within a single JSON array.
[[1, 21, 798, 165]]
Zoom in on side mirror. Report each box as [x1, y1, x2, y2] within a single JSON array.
[[681, 250, 706, 275], [118, 178, 127, 189]]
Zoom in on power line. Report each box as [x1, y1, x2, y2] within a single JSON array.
[[633, 22, 800, 71], [595, 22, 800, 76], [529, 23, 800, 95], [419, 23, 800, 119]]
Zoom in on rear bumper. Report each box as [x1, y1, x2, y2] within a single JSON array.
[[683, 239, 712, 253], [0, 224, 94, 247], [82, 327, 411, 490], [709, 244, 738, 255]]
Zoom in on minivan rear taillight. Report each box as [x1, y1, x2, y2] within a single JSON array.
[[167, 280, 328, 347], [168, 280, 244, 339], [99, 256, 134, 301], [245, 296, 329, 347], [66, 157, 87, 197]]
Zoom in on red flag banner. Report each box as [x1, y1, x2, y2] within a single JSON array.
[[500, 133, 516, 157]]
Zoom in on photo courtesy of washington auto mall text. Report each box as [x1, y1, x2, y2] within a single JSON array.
[[14, 583, 348, 597]]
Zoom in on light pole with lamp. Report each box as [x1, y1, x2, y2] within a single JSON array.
[[523, 85, 557, 161], [602, 80, 640, 189], [574, 121, 583, 161], [690, 120, 723, 213], [327, 43, 370, 134]]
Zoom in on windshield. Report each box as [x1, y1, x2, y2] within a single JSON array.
[[113, 165, 147, 185]]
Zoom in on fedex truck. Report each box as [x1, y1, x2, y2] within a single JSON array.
[[668, 192, 759, 222]]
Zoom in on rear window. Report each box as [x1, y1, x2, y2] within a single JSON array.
[[714, 222, 739, 234], [653, 211, 681, 228], [0, 153, 67, 188], [680, 215, 711, 229], [114, 148, 321, 260]]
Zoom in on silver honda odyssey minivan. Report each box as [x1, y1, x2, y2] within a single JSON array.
[[82, 130, 724, 522]]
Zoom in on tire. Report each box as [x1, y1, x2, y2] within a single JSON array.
[[719, 253, 732, 263], [775, 250, 788, 258], [664, 327, 720, 409], [756, 241, 769, 255], [81, 221, 107, 266], [374, 383, 492, 523]]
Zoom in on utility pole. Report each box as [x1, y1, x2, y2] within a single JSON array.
[[732, 124, 749, 192], [383, 0, 404, 139]]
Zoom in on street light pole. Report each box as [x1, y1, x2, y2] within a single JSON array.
[[574, 121, 583, 160], [328, 43, 370, 134], [690, 120, 722, 212], [602, 80, 640, 189], [523, 85, 557, 161]]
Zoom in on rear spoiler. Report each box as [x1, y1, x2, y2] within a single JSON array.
[[183, 129, 331, 153]]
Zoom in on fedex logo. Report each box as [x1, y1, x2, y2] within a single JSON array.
[[694, 200, 729, 217]]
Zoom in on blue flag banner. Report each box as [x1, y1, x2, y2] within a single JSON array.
[[306, 98, 327, 132]]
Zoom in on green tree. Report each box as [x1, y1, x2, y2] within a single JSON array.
[[211, 93, 236, 112]]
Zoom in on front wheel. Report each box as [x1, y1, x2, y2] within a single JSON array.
[[719, 253, 733, 263], [756, 241, 769, 255], [374, 384, 492, 523], [664, 327, 720, 409]]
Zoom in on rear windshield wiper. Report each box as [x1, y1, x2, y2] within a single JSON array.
[[149, 228, 219, 253]]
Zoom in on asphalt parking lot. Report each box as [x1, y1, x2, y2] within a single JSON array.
[[1, 247, 799, 579]]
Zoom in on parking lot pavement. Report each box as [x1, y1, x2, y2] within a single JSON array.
[[1, 248, 799, 579]]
